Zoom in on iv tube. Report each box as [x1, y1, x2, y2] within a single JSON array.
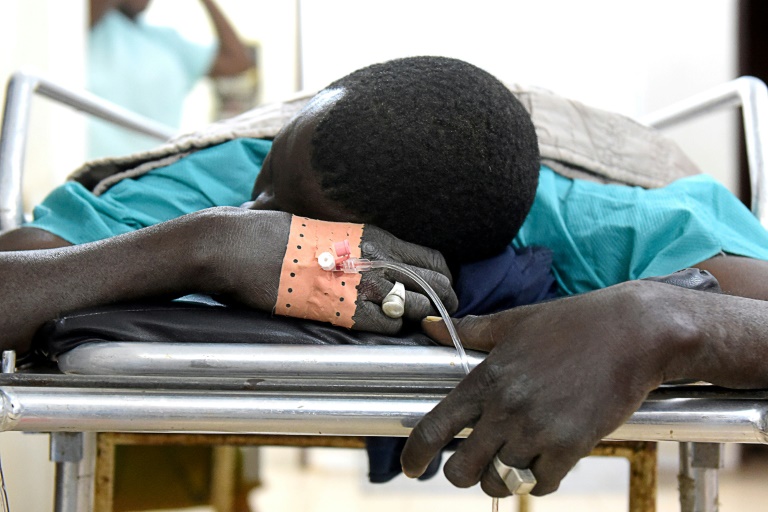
[[338, 257, 498, 509], [340, 258, 471, 375]]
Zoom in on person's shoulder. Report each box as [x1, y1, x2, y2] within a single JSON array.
[[90, 9, 134, 35]]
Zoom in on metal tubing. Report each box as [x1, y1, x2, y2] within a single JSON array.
[[0, 351, 15, 374], [0, 72, 177, 231], [610, 396, 768, 444], [679, 443, 721, 512], [57, 343, 484, 379], [640, 76, 768, 226], [51, 431, 95, 512], [0, 74, 33, 230], [2, 386, 768, 444], [54, 462, 81, 512]]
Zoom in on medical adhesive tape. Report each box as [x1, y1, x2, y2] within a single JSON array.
[[275, 216, 364, 328]]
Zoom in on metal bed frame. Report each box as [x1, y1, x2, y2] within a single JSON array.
[[2, 71, 768, 512]]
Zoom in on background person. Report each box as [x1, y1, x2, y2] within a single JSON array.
[[87, 0, 254, 159]]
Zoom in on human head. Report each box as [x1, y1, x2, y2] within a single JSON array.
[[118, 0, 152, 20], [251, 56, 540, 263]]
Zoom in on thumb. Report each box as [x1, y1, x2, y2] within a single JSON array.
[[421, 315, 496, 352]]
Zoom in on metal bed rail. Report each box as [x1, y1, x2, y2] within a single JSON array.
[[21, 342, 767, 445], [0, 71, 176, 231], [1, 377, 768, 445], [640, 75, 768, 227]]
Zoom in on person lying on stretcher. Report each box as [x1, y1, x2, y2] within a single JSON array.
[[2, 56, 768, 497]]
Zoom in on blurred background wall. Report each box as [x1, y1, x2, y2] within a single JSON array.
[[1, 0, 739, 209], [0, 1, 740, 510]]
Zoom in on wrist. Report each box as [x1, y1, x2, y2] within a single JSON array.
[[623, 280, 715, 384], [591, 281, 703, 387], [183, 208, 242, 295], [191, 208, 292, 306]]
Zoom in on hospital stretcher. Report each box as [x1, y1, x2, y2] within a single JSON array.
[[2, 71, 768, 512]]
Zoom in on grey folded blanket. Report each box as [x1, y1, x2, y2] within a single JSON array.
[[70, 85, 700, 195]]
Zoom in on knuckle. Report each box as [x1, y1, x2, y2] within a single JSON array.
[[531, 478, 560, 497], [375, 316, 401, 335], [408, 417, 450, 453], [480, 475, 512, 498], [356, 277, 382, 301], [360, 240, 386, 260], [431, 271, 452, 291], [475, 359, 506, 390], [443, 457, 479, 488], [407, 294, 431, 316]]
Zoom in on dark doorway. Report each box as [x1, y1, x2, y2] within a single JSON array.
[[737, 0, 768, 204]]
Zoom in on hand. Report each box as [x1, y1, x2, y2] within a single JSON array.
[[401, 281, 675, 497], [209, 209, 457, 335], [352, 225, 458, 334]]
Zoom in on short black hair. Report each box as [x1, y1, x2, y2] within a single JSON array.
[[311, 56, 539, 263]]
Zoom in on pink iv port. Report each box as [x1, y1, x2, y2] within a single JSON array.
[[334, 240, 352, 267]]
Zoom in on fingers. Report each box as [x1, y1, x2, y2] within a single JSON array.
[[441, 421, 508, 490], [478, 443, 590, 497], [352, 300, 402, 335], [477, 442, 538, 497], [377, 262, 458, 314], [524, 448, 587, 496], [421, 315, 497, 352], [402, 290, 436, 321], [361, 228, 454, 284], [359, 270, 457, 319], [400, 378, 483, 478]]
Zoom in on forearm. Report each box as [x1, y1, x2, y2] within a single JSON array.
[[640, 280, 768, 388], [0, 211, 218, 352], [694, 255, 768, 301], [200, 0, 254, 76], [0, 227, 72, 251]]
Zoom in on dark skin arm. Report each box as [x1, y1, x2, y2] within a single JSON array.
[[693, 253, 768, 300], [4, 225, 760, 300], [0, 208, 457, 353], [1, 209, 266, 353], [0, 227, 72, 251], [401, 277, 768, 497]]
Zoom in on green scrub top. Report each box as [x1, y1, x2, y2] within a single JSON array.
[[30, 139, 271, 244], [513, 166, 768, 295]]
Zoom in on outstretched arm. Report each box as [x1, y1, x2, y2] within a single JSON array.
[[695, 254, 768, 300], [200, 0, 254, 77], [0, 208, 457, 353], [0, 227, 72, 251], [0, 208, 280, 353], [401, 278, 768, 497]]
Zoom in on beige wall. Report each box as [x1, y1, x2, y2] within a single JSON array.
[[298, 0, 739, 191], [0, 2, 87, 509], [1, 0, 741, 208], [149, 0, 741, 191], [1, 0, 88, 212]]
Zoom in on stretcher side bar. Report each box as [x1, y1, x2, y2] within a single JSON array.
[[56, 342, 484, 379], [640, 75, 768, 226], [1, 385, 767, 445], [0, 71, 177, 231]]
